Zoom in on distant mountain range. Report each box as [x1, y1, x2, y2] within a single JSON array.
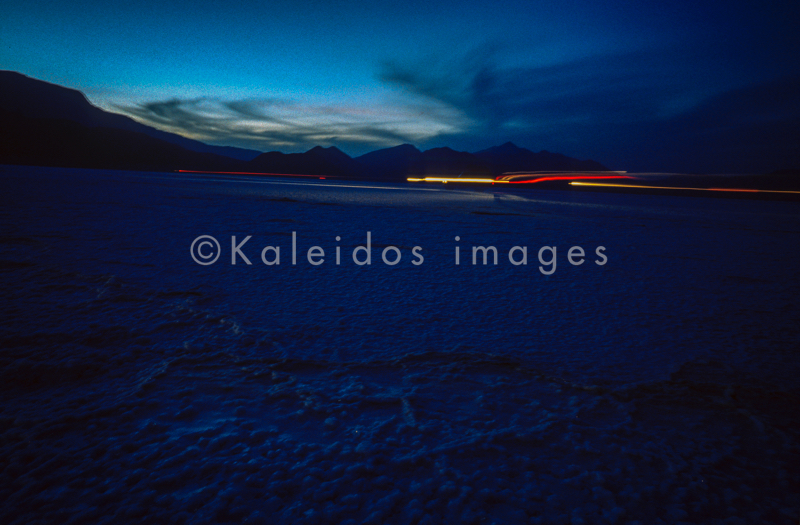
[[0, 71, 612, 179]]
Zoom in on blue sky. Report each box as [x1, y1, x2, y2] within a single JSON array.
[[2, 0, 799, 171]]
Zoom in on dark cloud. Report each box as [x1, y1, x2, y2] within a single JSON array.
[[675, 77, 800, 130], [116, 47, 800, 172], [604, 76, 800, 173], [132, 98, 235, 137], [117, 96, 439, 154], [380, 48, 695, 130], [379, 48, 800, 172], [222, 99, 297, 126]]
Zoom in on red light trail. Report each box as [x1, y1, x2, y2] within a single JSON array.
[[506, 175, 633, 184]]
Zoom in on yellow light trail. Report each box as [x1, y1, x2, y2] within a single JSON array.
[[407, 177, 507, 183], [569, 182, 800, 194]]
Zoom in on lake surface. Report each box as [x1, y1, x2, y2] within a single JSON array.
[[1, 165, 798, 524]]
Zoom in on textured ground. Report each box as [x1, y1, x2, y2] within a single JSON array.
[[1, 165, 798, 524]]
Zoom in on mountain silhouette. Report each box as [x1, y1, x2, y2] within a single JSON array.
[[0, 107, 249, 172], [355, 144, 423, 180], [249, 146, 363, 177], [415, 147, 494, 177], [0, 71, 261, 161], [357, 144, 496, 180], [474, 142, 607, 173], [1, 71, 618, 180]]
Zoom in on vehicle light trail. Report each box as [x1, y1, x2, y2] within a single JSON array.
[[406, 174, 633, 184], [507, 175, 632, 184], [406, 177, 502, 183]]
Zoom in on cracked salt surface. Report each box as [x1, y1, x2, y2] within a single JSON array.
[[0, 165, 798, 524]]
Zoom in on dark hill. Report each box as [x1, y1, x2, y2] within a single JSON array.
[[416, 147, 494, 177], [248, 146, 363, 177], [355, 144, 424, 180], [474, 142, 608, 172], [0, 71, 261, 161], [0, 109, 246, 172]]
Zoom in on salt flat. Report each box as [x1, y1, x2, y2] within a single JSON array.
[[1, 165, 798, 524]]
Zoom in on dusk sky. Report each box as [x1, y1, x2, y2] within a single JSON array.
[[2, 0, 799, 172]]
